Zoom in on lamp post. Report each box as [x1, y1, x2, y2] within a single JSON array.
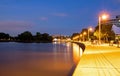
[[98, 16, 101, 44], [88, 27, 92, 41], [98, 13, 109, 44]]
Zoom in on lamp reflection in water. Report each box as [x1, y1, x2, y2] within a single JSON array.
[[72, 43, 83, 64]]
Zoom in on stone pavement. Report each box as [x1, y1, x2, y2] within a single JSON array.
[[73, 43, 120, 76]]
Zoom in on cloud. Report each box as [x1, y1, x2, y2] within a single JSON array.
[[116, 0, 120, 2], [111, 0, 120, 3], [52, 13, 68, 17], [40, 17, 48, 21], [0, 20, 33, 33]]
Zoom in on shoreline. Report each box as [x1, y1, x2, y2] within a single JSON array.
[[0, 40, 52, 43]]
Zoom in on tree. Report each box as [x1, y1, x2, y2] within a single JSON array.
[[41, 33, 53, 42], [71, 33, 79, 40], [34, 32, 53, 42], [0, 32, 10, 40], [35, 32, 42, 42], [80, 28, 88, 41], [18, 31, 33, 42], [0, 31, 53, 43], [94, 23, 115, 42]]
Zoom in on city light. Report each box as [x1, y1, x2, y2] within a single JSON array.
[[88, 27, 92, 31], [88, 27, 93, 41], [101, 14, 109, 20], [80, 34, 82, 37], [83, 32, 87, 35]]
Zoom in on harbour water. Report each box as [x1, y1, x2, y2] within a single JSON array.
[[0, 42, 83, 76]]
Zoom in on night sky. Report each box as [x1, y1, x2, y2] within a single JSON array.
[[0, 0, 120, 36]]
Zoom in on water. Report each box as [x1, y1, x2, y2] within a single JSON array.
[[0, 42, 82, 76]]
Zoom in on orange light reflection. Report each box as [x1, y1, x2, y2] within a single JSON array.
[[72, 43, 83, 64]]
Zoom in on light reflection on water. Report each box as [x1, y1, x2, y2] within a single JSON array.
[[72, 43, 83, 65], [0, 42, 83, 76]]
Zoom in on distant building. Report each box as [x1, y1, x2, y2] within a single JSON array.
[[112, 25, 120, 40], [52, 35, 71, 42]]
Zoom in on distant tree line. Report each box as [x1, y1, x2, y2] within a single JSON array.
[[0, 32, 10, 41], [0, 31, 53, 43]]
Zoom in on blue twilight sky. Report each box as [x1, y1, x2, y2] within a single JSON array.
[[0, 0, 120, 36]]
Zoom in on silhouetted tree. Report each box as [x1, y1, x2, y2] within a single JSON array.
[[34, 32, 42, 42], [0, 31, 53, 43], [40, 33, 53, 42], [18, 31, 33, 42], [0, 32, 10, 40]]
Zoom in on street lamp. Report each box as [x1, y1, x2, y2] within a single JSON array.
[[88, 27, 93, 41], [98, 13, 109, 44]]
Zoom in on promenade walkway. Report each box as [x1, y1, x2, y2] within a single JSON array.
[[73, 43, 120, 76]]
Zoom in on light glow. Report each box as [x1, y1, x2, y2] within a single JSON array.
[[99, 12, 109, 21], [89, 27, 92, 31], [80, 34, 82, 37], [101, 14, 108, 20], [83, 32, 87, 35]]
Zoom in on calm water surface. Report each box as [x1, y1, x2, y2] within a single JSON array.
[[0, 42, 82, 76]]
